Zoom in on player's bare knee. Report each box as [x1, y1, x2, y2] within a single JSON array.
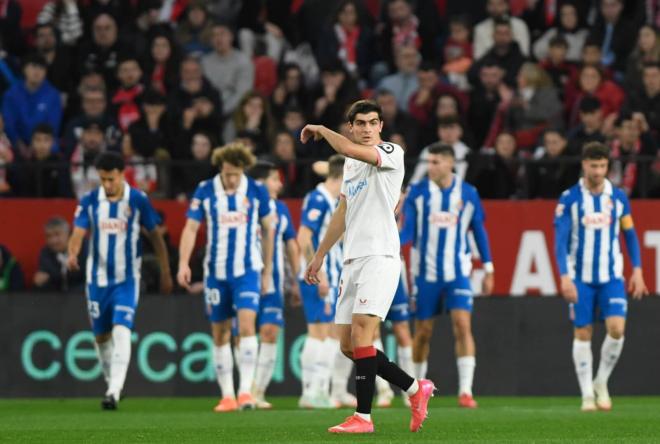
[[414, 324, 434, 343], [574, 326, 593, 341], [607, 325, 625, 339], [259, 325, 279, 343], [95, 333, 112, 344]]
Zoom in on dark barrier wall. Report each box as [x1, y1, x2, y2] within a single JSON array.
[[2, 294, 659, 397]]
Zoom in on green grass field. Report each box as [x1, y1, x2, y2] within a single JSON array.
[[2, 396, 660, 443]]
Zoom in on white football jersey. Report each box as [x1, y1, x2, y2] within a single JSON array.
[[340, 141, 405, 261]]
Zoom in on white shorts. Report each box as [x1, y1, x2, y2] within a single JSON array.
[[334, 255, 401, 325]]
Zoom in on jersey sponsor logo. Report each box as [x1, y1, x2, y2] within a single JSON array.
[[428, 211, 458, 227], [581, 212, 612, 229], [99, 218, 128, 234], [377, 143, 395, 154], [344, 179, 368, 199], [359, 298, 368, 305], [307, 208, 322, 221], [219, 211, 248, 227]]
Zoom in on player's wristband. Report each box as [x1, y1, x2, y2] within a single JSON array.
[[483, 262, 494, 274]]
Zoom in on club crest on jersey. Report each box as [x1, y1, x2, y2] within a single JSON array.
[[581, 212, 612, 229], [429, 211, 458, 227], [99, 218, 128, 234]]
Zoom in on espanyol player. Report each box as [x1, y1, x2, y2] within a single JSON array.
[[67, 152, 173, 410], [554, 142, 648, 412]]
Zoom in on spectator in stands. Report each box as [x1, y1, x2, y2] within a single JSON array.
[[442, 15, 473, 91], [169, 56, 222, 157], [78, 13, 127, 91], [469, 62, 505, 149], [0, 244, 24, 291], [375, 89, 419, 155], [566, 64, 624, 127], [201, 21, 254, 117], [112, 56, 144, 132], [533, 2, 588, 63], [271, 130, 302, 198], [271, 63, 311, 121], [33, 217, 86, 292], [467, 131, 520, 199], [567, 96, 608, 155], [411, 114, 471, 183], [588, 0, 636, 74], [0, 115, 14, 197], [143, 31, 181, 96], [62, 85, 122, 158], [469, 16, 527, 88], [624, 26, 660, 92], [608, 112, 658, 197], [122, 128, 158, 195], [419, 92, 469, 148], [539, 36, 578, 99], [622, 62, 660, 142], [526, 129, 580, 198], [223, 91, 275, 155], [34, 23, 74, 99], [37, 0, 83, 46], [173, 131, 215, 200], [19, 124, 72, 198], [316, 0, 375, 82], [409, 62, 467, 128], [127, 89, 173, 159], [1, 54, 62, 160], [0, 0, 24, 58], [311, 61, 360, 130], [175, 0, 214, 57], [473, 0, 530, 59], [504, 63, 563, 149], [70, 119, 107, 198], [377, 0, 426, 72], [377, 45, 421, 111]]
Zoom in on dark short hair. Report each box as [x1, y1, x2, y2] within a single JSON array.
[[45, 216, 69, 231], [248, 160, 277, 181], [95, 151, 125, 171], [32, 123, 54, 137], [346, 100, 382, 123], [328, 154, 345, 178], [582, 141, 610, 160], [549, 35, 568, 48], [493, 15, 512, 28], [614, 111, 634, 127], [23, 53, 48, 69], [427, 142, 455, 158], [437, 114, 461, 128], [579, 95, 602, 113]]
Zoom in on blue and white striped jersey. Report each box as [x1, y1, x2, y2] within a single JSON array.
[[187, 174, 273, 281], [74, 183, 159, 287], [401, 176, 492, 282], [267, 200, 296, 295], [554, 179, 630, 284], [299, 183, 342, 289]]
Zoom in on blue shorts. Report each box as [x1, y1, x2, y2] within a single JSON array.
[[204, 271, 260, 323], [258, 291, 284, 328], [413, 276, 474, 320], [386, 278, 410, 322], [571, 279, 627, 327], [86, 280, 139, 335], [300, 280, 335, 323]]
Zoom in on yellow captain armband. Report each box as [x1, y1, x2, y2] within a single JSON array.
[[621, 215, 634, 231]]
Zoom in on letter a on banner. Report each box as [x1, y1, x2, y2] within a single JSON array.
[[510, 231, 557, 296]]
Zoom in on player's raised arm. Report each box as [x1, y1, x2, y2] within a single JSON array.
[[301, 124, 380, 166], [619, 197, 649, 299], [305, 198, 346, 285]]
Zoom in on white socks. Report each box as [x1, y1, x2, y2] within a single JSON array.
[[331, 342, 354, 398], [95, 339, 113, 385], [406, 379, 419, 396], [573, 339, 594, 399], [238, 335, 259, 394], [318, 338, 338, 396], [414, 361, 428, 379], [106, 325, 131, 399], [301, 336, 322, 397], [457, 356, 476, 396], [254, 342, 277, 394], [595, 335, 624, 386], [397, 345, 414, 377], [373, 338, 392, 394], [213, 344, 235, 399]]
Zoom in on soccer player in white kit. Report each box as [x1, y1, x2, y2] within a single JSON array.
[[301, 100, 435, 434]]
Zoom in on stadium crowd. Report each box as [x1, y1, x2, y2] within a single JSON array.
[[0, 0, 659, 201]]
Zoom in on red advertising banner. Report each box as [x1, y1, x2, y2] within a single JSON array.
[[1, 199, 658, 294]]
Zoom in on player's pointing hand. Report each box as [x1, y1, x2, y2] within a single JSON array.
[[300, 124, 324, 144]]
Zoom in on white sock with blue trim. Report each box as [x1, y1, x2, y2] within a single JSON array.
[[107, 325, 131, 400]]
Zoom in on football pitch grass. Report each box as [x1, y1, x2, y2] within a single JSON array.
[[2, 396, 660, 443]]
